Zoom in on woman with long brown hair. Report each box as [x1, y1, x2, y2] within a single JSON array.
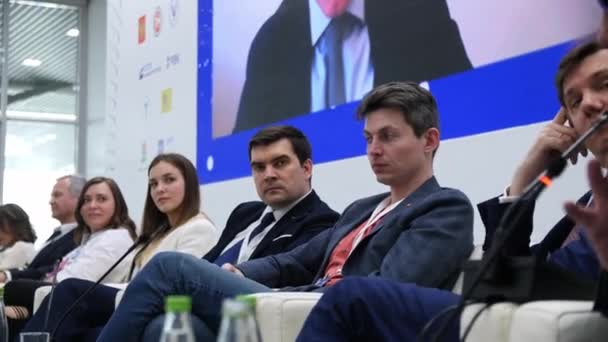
[[3, 176, 138, 339], [22, 153, 219, 341]]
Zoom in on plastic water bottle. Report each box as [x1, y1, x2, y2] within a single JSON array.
[[159, 295, 195, 342], [0, 288, 8, 342], [217, 295, 261, 342]]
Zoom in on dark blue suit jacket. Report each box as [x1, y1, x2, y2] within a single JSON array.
[[237, 177, 474, 290], [233, 0, 472, 132], [8, 229, 77, 280], [204, 190, 339, 262], [477, 192, 600, 282]]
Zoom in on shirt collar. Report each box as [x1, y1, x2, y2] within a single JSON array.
[[309, 0, 365, 46], [58, 222, 77, 235], [267, 189, 313, 222]]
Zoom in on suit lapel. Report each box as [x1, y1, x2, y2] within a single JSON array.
[[354, 177, 440, 248], [324, 194, 386, 260], [251, 191, 317, 259]]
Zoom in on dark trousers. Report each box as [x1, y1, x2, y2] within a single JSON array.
[[21, 278, 118, 342], [296, 277, 460, 342], [4, 279, 50, 341]]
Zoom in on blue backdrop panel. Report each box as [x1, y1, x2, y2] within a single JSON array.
[[197, 0, 573, 184]]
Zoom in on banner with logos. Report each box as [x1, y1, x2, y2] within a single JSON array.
[[107, 0, 196, 173]]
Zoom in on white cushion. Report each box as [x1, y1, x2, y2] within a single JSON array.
[[33, 285, 52, 314], [32, 282, 128, 314], [462, 301, 608, 342], [251, 292, 322, 342], [508, 301, 608, 342], [460, 302, 518, 342]]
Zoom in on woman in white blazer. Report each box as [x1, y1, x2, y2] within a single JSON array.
[[21, 153, 219, 341], [0, 204, 37, 271]]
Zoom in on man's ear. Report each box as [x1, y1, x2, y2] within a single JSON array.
[[423, 128, 440, 154], [302, 159, 313, 179]]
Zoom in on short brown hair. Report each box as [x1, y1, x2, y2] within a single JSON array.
[[74, 177, 136, 244], [356, 81, 440, 137], [555, 41, 604, 107], [248, 126, 312, 165]]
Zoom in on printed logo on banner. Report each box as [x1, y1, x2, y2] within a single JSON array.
[[161, 88, 173, 113], [168, 0, 178, 27], [139, 63, 162, 80], [166, 53, 180, 69], [157, 137, 174, 154], [143, 96, 150, 118], [141, 141, 147, 165], [154, 6, 162, 37], [138, 15, 146, 44]]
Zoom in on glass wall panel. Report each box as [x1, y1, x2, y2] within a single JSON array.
[[3, 120, 76, 241], [1, 1, 81, 244]]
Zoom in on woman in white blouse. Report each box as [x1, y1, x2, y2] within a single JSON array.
[[0, 204, 37, 271], [22, 153, 219, 341], [3, 176, 137, 338]]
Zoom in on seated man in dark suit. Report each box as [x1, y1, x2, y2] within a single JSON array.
[[0, 175, 85, 283], [205, 125, 340, 266], [295, 39, 608, 342], [96, 81, 474, 342]]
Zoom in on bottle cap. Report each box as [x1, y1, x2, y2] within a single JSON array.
[[165, 295, 191, 313], [235, 294, 256, 309]]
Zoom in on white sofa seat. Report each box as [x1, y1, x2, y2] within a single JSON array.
[[32, 282, 128, 314], [460, 302, 519, 341], [461, 301, 608, 342], [252, 292, 323, 342], [509, 301, 608, 342]]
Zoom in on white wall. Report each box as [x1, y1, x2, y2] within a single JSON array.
[[90, 0, 597, 244]]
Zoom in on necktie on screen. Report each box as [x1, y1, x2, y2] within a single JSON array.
[[319, 13, 360, 107]]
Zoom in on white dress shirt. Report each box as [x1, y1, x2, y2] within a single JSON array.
[[220, 190, 313, 264], [53, 227, 134, 284]]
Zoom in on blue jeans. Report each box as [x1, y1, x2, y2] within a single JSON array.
[[97, 252, 271, 342], [296, 277, 460, 342]]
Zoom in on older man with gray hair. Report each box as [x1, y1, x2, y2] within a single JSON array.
[[0, 174, 86, 283]]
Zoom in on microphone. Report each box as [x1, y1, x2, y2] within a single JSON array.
[[485, 112, 608, 281], [425, 112, 608, 342]]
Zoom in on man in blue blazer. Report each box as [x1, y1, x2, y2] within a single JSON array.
[[96, 81, 474, 342], [296, 39, 608, 342], [233, 0, 471, 132], [204, 126, 340, 265], [0, 175, 85, 283]]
